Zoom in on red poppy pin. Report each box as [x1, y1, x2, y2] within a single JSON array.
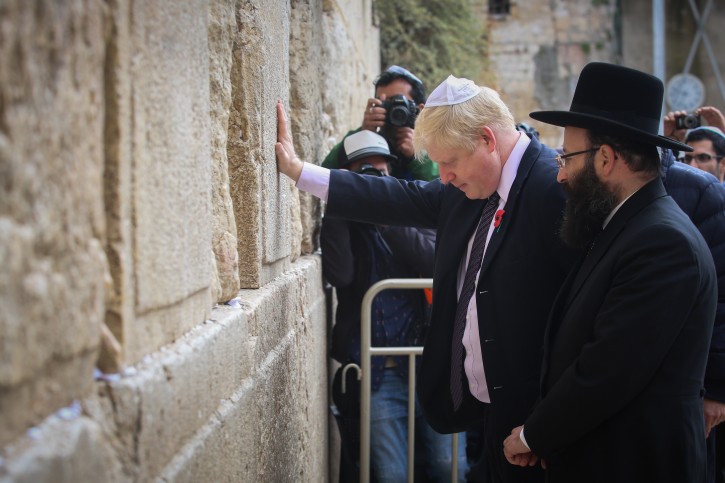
[[494, 209, 505, 229]]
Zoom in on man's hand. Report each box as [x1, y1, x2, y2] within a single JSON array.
[[394, 126, 416, 159], [503, 426, 540, 467], [697, 106, 725, 132], [664, 110, 688, 141], [362, 94, 387, 132], [704, 398, 725, 437], [275, 100, 303, 182]]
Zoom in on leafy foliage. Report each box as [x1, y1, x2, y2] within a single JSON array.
[[374, 0, 488, 92]]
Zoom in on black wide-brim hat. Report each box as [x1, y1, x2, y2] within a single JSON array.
[[530, 62, 692, 152]]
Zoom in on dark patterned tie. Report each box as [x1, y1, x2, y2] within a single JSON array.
[[450, 192, 500, 410]]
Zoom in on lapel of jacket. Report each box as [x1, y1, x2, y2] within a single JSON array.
[[478, 137, 542, 275], [562, 177, 668, 312]]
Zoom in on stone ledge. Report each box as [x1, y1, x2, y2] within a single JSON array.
[[0, 255, 327, 482]]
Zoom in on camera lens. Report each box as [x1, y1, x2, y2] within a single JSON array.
[[683, 114, 701, 129], [388, 106, 409, 127]]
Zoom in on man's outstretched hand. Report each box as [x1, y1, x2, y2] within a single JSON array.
[[275, 100, 304, 182]]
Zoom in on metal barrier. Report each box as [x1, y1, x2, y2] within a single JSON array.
[[340, 278, 461, 483]]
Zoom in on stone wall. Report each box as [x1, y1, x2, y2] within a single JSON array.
[[483, 0, 619, 148], [0, 0, 378, 481]]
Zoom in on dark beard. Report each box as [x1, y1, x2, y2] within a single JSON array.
[[559, 159, 618, 249]]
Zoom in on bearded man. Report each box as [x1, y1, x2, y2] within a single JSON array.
[[503, 62, 718, 483]]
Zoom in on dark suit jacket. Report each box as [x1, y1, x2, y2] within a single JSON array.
[[525, 178, 717, 483], [326, 137, 576, 442]]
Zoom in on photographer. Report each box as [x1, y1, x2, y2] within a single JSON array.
[[664, 105, 725, 141], [664, 108, 725, 183], [324, 130, 467, 482], [322, 65, 439, 181]]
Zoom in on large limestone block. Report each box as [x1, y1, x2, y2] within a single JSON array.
[[97, 310, 252, 481], [289, 0, 326, 256], [0, 0, 107, 446], [208, 0, 241, 303], [0, 412, 121, 483], [228, 0, 294, 289], [157, 256, 328, 482], [125, 0, 213, 361]]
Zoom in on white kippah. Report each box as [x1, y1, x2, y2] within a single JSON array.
[[425, 75, 482, 107], [687, 126, 725, 141]]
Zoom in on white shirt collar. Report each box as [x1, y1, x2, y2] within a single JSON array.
[[496, 132, 530, 203]]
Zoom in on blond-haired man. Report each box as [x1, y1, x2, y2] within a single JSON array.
[[276, 75, 576, 483]]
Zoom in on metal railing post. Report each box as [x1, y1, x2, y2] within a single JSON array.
[[359, 278, 461, 483]]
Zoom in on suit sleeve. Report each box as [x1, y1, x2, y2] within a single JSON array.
[[326, 169, 443, 229]]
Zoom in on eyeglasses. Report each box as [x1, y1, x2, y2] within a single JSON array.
[[683, 153, 724, 163], [555, 147, 600, 169]]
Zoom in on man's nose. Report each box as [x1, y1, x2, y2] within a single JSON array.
[[556, 167, 568, 184], [439, 167, 453, 184]]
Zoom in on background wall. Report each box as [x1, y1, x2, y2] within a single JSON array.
[[480, 0, 725, 149], [0, 0, 378, 481]]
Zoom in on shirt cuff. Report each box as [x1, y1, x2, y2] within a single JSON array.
[[520, 427, 531, 450], [296, 162, 330, 203]]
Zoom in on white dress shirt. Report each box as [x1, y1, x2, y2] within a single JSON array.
[[459, 132, 529, 403]]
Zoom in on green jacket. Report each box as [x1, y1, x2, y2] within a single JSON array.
[[321, 128, 439, 181]]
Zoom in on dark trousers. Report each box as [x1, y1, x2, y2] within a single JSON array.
[[711, 423, 725, 483]]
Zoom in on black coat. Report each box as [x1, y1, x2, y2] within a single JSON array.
[[525, 178, 717, 483], [325, 137, 576, 442], [662, 152, 725, 403]]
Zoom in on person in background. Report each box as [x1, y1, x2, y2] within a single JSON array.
[[324, 130, 467, 482], [664, 107, 725, 182], [322, 65, 439, 181], [664, 105, 725, 142], [660, 146, 725, 483], [682, 127, 725, 183]]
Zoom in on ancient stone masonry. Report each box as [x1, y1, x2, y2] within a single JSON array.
[[0, 0, 377, 481]]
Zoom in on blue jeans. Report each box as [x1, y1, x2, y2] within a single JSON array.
[[370, 368, 468, 482]]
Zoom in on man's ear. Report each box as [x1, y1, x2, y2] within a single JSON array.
[[481, 126, 496, 152], [598, 144, 617, 177]]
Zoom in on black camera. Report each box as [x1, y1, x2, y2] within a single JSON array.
[[675, 113, 701, 130], [354, 163, 385, 177], [381, 95, 419, 128]]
